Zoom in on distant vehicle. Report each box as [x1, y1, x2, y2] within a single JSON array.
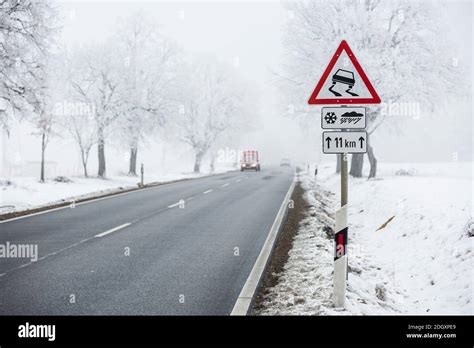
[[241, 150, 260, 171], [280, 158, 291, 167]]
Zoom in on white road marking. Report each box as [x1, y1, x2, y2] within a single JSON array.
[[220, 183, 230, 187], [18, 262, 32, 269], [236, 179, 242, 182], [0, 171, 235, 224], [0, 188, 158, 224], [231, 180, 296, 315], [1, 235, 107, 276], [1, 222, 134, 276], [167, 202, 180, 208], [0, 170, 244, 276], [95, 223, 131, 238]]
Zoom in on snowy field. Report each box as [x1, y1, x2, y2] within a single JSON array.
[[257, 161, 473, 315], [0, 168, 233, 214]]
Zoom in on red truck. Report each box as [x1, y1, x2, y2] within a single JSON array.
[[241, 150, 260, 171]]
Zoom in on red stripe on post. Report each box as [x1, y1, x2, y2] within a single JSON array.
[[338, 233, 344, 246]]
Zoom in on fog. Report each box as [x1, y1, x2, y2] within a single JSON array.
[[1, 0, 472, 179]]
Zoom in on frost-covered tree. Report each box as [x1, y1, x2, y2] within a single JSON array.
[[31, 95, 54, 183], [280, 0, 461, 177], [48, 49, 96, 178], [31, 53, 73, 183], [66, 111, 96, 178], [0, 0, 56, 134], [70, 44, 121, 178], [114, 13, 177, 175], [173, 58, 256, 173], [52, 51, 95, 178]]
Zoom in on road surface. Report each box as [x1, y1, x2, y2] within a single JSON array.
[[0, 168, 293, 315]]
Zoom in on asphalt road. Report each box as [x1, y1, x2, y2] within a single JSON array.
[[0, 167, 294, 315]]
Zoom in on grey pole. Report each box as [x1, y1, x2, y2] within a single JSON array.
[[341, 152, 349, 281], [341, 153, 348, 207]]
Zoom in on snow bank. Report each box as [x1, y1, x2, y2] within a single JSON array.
[[257, 162, 473, 315]]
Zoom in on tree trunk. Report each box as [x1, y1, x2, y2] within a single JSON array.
[[128, 147, 138, 176], [349, 153, 364, 177], [81, 152, 87, 178], [210, 154, 216, 173], [97, 127, 106, 178], [194, 151, 204, 173], [161, 145, 167, 173], [40, 132, 46, 183], [336, 154, 341, 173], [81, 149, 88, 178], [367, 142, 377, 179]]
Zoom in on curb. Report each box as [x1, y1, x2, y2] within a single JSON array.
[[231, 176, 297, 315]]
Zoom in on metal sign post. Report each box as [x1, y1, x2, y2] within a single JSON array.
[[307, 40, 381, 309], [341, 153, 348, 207], [334, 188, 348, 308], [334, 135, 349, 308]]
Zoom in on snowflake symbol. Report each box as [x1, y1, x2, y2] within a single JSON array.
[[325, 112, 337, 124]]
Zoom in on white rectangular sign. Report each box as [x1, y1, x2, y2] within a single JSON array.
[[322, 131, 367, 154], [321, 107, 366, 129]]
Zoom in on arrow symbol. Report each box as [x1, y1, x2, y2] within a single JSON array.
[[325, 136, 332, 149], [358, 136, 365, 148]]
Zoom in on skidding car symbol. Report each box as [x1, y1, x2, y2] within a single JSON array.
[[328, 69, 359, 97]]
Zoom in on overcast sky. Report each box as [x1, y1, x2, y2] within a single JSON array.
[[2, 0, 472, 178], [57, 0, 473, 163]]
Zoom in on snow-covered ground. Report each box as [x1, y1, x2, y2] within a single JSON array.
[[0, 168, 233, 214], [257, 162, 473, 315]]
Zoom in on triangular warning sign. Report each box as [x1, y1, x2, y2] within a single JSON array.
[[308, 40, 381, 105]]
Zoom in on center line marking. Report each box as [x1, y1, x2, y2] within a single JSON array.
[[186, 196, 196, 201], [203, 189, 213, 194], [220, 183, 230, 187], [167, 202, 180, 208], [95, 223, 131, 238], [18, 262, 32, 269]]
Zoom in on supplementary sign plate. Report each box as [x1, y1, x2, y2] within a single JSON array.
[[322, 107, 366, 129], [322, 131, 367, 154]]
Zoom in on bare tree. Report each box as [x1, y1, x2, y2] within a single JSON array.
[[30, 59, 57, 183], [67, 113, 96, 178], [0, 0, 56, 134], [70, 44, 121, 178], [114, 13, 177, 176], [173, 59, 256, 173], [32, 109, 54, 182]]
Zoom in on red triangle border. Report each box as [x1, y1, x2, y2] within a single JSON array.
[[308, 40, 381, 105]]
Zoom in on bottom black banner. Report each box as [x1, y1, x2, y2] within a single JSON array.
[[0, 315, 472, 346]]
